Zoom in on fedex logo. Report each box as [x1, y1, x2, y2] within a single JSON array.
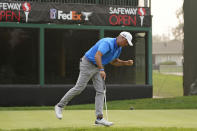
[[58, 11, 81, 20], [50, 9, 92, 21]]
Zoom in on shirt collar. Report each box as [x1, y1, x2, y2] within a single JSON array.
[[114, 38, 118, 49]]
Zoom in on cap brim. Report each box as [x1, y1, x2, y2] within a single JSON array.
[[127, 40, 133, 46]]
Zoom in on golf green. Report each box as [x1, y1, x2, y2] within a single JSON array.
[[0, 110, 197, 130]]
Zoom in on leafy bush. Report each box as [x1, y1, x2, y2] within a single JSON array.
[[159, 61, 177, 65]]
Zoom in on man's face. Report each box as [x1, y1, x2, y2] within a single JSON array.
[[119, 36, 129, 47]]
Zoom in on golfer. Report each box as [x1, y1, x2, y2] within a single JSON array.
[[55, 31, 134, 126]]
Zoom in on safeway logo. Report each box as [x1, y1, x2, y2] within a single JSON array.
[[108, 7, 147, 26], [50, 9, 92, 21], [109, 7, 137, 26], [137, 8, 146, 26], [22, 2, 31, 23], [0, 2, 31, 22]]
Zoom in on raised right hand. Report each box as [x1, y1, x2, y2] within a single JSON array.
[[100, 70, 106, 80]]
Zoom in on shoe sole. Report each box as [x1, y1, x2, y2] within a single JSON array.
[[93, 123, 113, 127], [56, 116, 62, 120], [93, 124, 104, 126], [54, 106, 62, 120]]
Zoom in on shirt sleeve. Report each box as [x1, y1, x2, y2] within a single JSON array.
[[98, 41, 110, 55]]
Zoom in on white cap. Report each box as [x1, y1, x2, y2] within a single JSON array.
[[120, 31, 133, 46]]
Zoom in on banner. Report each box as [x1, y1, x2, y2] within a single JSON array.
[[0, 1, 151, 27]]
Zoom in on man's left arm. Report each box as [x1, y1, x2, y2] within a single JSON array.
[[110, 58, 134, 66]]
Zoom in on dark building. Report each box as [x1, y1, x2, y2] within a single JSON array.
[[0, 0, 152, 106]]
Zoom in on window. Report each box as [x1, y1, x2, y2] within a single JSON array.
[[135, 33, 146, 84], [0, 28, 39, 84], [104, 30, 146, 84], [44, 29, 146, 85], [45, 29, 99, 84]]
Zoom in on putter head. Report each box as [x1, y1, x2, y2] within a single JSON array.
[[130, 106, 135, 110]]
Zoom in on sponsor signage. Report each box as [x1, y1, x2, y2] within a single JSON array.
[[50, 9, 92, 21], [0, 1, 151, 27], [108, 7, 150, 26], [0, 2, 31, 22]]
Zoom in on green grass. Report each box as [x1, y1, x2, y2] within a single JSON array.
[[1, 96, 197, 131], [0, 72, 191, 131], [0, 110, 197, 130], [66, 96, 197, 110], [1, 127, 197, 131], [153, 71, 183, 97], [1, 96, 197, 111], [159, 65, 183, 73]]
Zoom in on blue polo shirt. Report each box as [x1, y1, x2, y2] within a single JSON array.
[[85, 38, 122, 66]]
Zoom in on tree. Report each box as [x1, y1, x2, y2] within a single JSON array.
[[153, 34, 170, 43], [172, 6, 184, 41], [153, 35, 162, 43]]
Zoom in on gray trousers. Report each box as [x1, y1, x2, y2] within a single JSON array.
[[57, 56, 105, 116]]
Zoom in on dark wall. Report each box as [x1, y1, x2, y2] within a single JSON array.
[[183, 0, 197, 95], [0, 85, 152, 106]]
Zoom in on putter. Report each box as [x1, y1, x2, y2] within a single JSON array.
[[93, 79, 109, 127], [102, 78, 108, 121]]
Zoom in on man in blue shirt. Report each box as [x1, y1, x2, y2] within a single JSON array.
[[55, 31, 134, 126]]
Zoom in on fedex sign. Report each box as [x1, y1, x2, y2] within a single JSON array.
[[50, 9, 92, 21]]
